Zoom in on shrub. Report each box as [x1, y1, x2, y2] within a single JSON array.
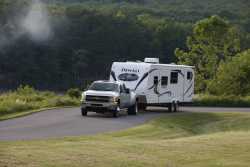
[[0, 87, 80, 118], [16, 85, 36, 95], [193, 94, 250, 107], [208, 49, 250, 96], [67, 88, 81, 99]]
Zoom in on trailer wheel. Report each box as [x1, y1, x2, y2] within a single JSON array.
[[128, 101, 138, 115], [138, 103, 147, 111], [173, 102, 177, 112], [168, 104, 172, 112], [175, 102, 180, 112], [81, 108, 88, 116], [169, 102, 177, 112]]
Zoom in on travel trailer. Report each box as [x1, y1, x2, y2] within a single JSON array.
[[109, 58, 194, 112]]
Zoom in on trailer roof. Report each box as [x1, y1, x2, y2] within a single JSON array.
[[152, 63, 194, 68], [113, 62, 194, 68]]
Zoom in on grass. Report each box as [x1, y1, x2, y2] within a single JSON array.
[[1, 111, 250, 167], [0, 86, 80, 120], [193, 94, 250, 107]]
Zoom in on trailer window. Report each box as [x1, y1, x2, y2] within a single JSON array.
[[187, 71, 193, 80], [161, 76, 168, 86], [170, 72, 178, 84], [118, 73, 139, 81], [154, 76, 158, 85]]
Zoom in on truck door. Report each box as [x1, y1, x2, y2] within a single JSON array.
[[146, 71, 160, 104], [119, 84, 130, 108]]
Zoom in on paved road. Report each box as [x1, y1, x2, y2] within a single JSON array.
[[0, 107, 250, 141]]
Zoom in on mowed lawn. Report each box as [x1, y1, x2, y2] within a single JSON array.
[[1, 112, 250, 167]]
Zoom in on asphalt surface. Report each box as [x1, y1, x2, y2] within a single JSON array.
[[0, 107, 250, 141]]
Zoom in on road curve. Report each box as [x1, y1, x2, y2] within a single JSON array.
[[0, 107, 250, 141]]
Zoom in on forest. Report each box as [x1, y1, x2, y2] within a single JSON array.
[[0, 0, 249, 95]]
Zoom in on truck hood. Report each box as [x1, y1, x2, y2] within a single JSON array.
[[84, 90, 119, 97]]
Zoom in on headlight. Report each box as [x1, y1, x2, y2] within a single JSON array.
[[110, 96, 119, 103], [81, 93, 86, 102]]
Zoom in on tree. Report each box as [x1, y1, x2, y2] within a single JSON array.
[[208, 49, 250, 96], [175, 16, 241, 92]]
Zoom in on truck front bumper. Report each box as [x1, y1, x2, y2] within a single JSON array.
[[81, 102, 118, 113]]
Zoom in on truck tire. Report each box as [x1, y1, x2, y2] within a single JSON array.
[[128, 101, 138, 115], [113, 105, 120, 118], [81, 108, 88, 116]]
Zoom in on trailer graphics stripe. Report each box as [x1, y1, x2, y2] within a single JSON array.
[[110, 71, 117, 81], [171, 69, 184, 77], [184, 82, 193, 96], [148, 78, 172, 97], [159, 91, 172, 97], [134, 69, 158, 90]]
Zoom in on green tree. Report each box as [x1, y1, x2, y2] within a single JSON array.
[[208, 49, 250, 96], [175, 16, 241, 92]]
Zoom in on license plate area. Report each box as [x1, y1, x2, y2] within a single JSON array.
[[91, 104, 103, 107]]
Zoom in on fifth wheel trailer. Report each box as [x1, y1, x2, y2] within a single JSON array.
[[109, 58, 194, 112]]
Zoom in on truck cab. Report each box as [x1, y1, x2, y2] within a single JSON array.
[[81, 80, 138, 117]]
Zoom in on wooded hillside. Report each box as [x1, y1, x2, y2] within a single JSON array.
[[0, 0, 249, 92]]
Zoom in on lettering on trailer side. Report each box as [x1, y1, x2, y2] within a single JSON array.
[[121, 68, 139, 73]]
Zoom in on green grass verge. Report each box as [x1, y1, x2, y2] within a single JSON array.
[[1, 112, 250, 167], [0, 86, 80, 121], [193, 94, 250, 107]]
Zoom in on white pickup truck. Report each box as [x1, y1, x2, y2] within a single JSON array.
[[81, 80, 138, 117]]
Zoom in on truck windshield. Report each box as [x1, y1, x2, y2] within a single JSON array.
[[88, 83, 119, 92]]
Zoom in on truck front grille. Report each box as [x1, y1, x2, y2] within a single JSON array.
[[86, 95, 110, 102]]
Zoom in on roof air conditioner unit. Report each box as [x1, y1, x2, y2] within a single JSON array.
[[144, 58, 159, 64]]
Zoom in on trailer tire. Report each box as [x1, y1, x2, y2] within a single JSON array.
[[169, 102, 177, 112], [128, 101, 138, 115], [81, 108, 88, 116], [173, 102, 177, 112], [168, 104, 172, 112], [175, 102, 180, 112], [138, 103, 147, 111]]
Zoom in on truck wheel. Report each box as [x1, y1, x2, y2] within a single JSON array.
[[128, 101, 138, 115], [81, 108, 88, 116], [113, 105, 120, 118]]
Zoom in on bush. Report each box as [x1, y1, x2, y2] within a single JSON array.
[[16, 85, 36, 95], [67, 88, 81, 99], [193, 94, 250, 107], [208, 49, 250, 96], [0, 87, 80, 118]]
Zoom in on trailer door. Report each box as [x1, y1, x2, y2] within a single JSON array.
[[146, 70, 160, 104], [158, 70, 171, 103]]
